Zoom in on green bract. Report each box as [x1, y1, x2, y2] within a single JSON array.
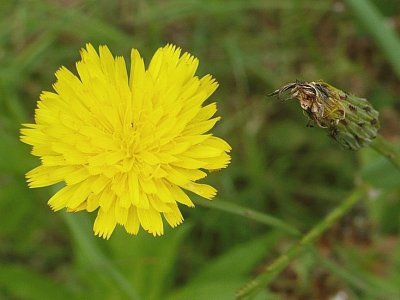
[[269, 81, 380, 150]]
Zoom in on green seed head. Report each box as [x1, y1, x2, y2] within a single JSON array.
[[269, 80, 380, 150]]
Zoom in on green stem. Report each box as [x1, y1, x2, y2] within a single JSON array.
[[194, 198, 301, 236], [369, 134, 400, 171], [62, 212, 142, 300], [236, 187, 365, 299]]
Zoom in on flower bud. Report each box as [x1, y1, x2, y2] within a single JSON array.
[[269, 80, 380, 150]]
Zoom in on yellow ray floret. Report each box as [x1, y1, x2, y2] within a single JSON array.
[[20, 43, 231, 239]]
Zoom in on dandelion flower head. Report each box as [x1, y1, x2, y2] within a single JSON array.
[[20, 43, 231, 239]]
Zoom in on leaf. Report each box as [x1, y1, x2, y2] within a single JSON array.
[[0, 264, 74, 300], [62, 212, 142, 300], [107, 223, 192, 300], [167, 232, 281, 300]]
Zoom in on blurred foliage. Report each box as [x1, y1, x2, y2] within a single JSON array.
[[0, 0, 399, 299]]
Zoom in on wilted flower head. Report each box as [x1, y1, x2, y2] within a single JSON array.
[[269, 80, 379, 150], [20, 43, 231, 239]]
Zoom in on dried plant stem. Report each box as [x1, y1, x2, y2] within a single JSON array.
[[236, 187, 365, 299], [369, 134, 400, 170]]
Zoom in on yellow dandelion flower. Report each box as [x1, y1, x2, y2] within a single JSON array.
[[20, 43, 231, 239]]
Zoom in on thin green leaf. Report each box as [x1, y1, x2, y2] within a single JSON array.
[[345, 0, 400, 78], [194, 198, 300, 236]]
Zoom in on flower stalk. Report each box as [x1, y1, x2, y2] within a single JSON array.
[[369, 134, 400, 170], [236, 187, 366, 299]]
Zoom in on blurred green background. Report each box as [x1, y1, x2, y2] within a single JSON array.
[[1, 0, 399, 299]]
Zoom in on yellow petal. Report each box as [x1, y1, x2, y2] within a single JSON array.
[[152, 179, 175, 203], [90, 175, 110, 194], [87, 193, 100, 212], [204, 136, 232, 152], [125, 206, 140, 235], [183, 117, 221, 135], [149, 194, 173, 212], [169, 185, 194, 207], [183, 182, 217, 199], [64, 167, 91, 185], [163, 166, 192, 185], [67, 201, 87, 212], [170, 156, 208, 169], [163, 204, 184, 227], [26, 165, 65, 188], [192, 102, 217, 122], [137, 207, 164, 236], [94, 204, 117, 239], [65, 181, 92, 210], [48, 185, 75, 211], [98, 187, 116, 211], [203, 152, 232, 170], [115, 205, 128, 225]]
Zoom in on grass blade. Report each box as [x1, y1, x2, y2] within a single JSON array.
[[194, 198, 300, 236], [345, 0, 400, 78], [62, 212, 142, 300]]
